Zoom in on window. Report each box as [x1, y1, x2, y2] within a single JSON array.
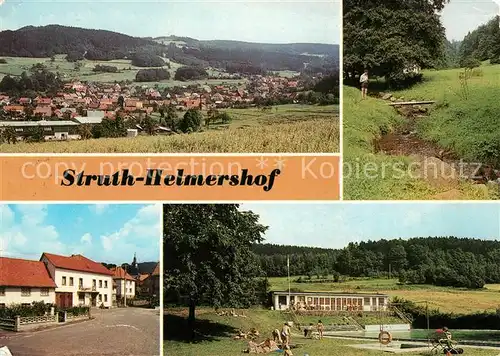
[[69, 277, 74, 286], [21, 287, 31, 296], [0, 287, 5, 296], [79, 278, 83, 288], [0, 303, 5, 309], [99, 294, 102, 302], [99, 280, 102, 288], [62, 276, 67, 286], [104, 281, 108, 288], [40, 288, 49, 296], [104, 294, 107, 302], [92, 279, 96, 287]]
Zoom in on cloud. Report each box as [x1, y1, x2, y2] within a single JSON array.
[[99, 204, 161, 262], [0, 204, 62, 259], [80, 233, 92, 245], [90, 204, 109, 215], [0, 0, 4, 6]]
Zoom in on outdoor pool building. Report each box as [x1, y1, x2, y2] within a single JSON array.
[[271, 291, 389, 312]]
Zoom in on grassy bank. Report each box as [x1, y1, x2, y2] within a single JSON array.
[[397, 64, 500, 165], [343, 69, 498, 200], [269, 277, 500, 314]]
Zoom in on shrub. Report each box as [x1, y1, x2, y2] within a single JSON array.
[[460, 57, 481, 69], [0, 301, 54, 318], [131, 52, 165, 67], [174, 66, 209, 81], [0, 58, 7, 64], [178, 109, 203, 133], [93, 64, 118, 73], [135, 68, 170, 82]]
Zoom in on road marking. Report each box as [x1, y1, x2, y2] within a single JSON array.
[[105, 324, 140, 331]]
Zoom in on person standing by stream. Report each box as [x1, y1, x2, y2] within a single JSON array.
[[360, 69, 369, 99]]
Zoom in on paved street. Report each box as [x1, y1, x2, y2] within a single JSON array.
[[0, 307, 160, 356]]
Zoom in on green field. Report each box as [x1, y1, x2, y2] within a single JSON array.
[[164, 307, 499, 356], [0, 105, 338, 153], [0, 55, 248, 87], [343, 63, 500, 200], [269, 277, 500, 314]]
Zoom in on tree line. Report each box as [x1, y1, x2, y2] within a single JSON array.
[[252, 237, 500, 289]]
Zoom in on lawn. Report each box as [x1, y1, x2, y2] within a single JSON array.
[[269, 277, 500, 314], [0, 105, 339, 153], [164, 307, 500, 356], [342, 64, 500, 200]]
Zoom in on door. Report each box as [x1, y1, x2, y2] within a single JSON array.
[[56, 292, 73, 308]]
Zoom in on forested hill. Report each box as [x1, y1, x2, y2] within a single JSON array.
[[157, 35, 339, 72], [0, 25, 164, 58], [459, 16, 500, 65], [253, 237, 500, 289], [155, 36, 339, 56]]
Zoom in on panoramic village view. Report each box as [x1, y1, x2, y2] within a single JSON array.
[[343, 0, 500, 200], [0, 204, 161, 356], [0, 1, 339, 153], [164, 203, 500, 356]]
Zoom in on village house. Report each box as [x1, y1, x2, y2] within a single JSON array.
[[40, 253, 114, 309], [110, 267, 136, 302], [0, 120, 80, 140], [271, 291, 389, 312], [0, 257, 57, 308], [141, 263, 160, 297]]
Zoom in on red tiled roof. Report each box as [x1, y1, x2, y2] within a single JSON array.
[[41, 253, 114, 276], [0, 257, 57, 288], [110, 266, 135, 281]]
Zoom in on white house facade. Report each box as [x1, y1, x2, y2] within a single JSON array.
[[111, 266, 136, 299], [0, 257, 57, 308], [41, 253, 114, 308]]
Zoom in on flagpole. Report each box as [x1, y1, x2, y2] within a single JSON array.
[[287, 255, 290, 309]]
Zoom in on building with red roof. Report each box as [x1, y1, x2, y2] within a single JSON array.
[[110, 266, 136, 301], [41, 253, 113, 308], [0, 257, 57, 307]]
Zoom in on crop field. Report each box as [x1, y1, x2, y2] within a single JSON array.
[[0, 106, 339, 152], [164, 307, 499, 356], [342, 64, 500, 200], [0, 55, 248, 87], [269, 277, 500, 314]]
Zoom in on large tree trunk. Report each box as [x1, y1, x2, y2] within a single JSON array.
[[188, 298, 196, 340]]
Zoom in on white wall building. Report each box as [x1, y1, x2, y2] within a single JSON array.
[[111, 266, 136, 300], [41, 253, 114, 308], [271, 291, 389, 312], [0, 257, 57, 307]]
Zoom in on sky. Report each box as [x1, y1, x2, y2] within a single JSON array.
[[0, 204, 161, 264], [441, 0, 499, 41], [240, 203, 500, 249], [0, 0, 341, 44]]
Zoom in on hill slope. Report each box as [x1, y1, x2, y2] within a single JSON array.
[[0, 25, 164, 58]]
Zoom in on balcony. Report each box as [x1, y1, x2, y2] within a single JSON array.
[[78, 285, 97, 292]]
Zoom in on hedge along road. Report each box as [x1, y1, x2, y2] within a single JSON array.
[[0, 307, 160, 356]]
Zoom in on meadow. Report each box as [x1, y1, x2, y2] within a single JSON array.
[[343, 62, 500, 200], [164, 307, 500, 356], [0, 55, 247, 87], [0, 105, 339, 153], [269, 277, 500, 314]]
